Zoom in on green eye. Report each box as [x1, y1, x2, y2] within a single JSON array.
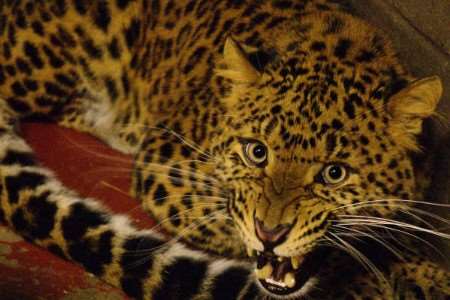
[[243, 141, 268, 167], [321, 164, 347, 185]]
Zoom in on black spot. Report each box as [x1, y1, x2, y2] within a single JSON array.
[[93, 1, 111, 32], [8, 23, 16, 45], [181, 193, 193, 209], [82, 39, 103, 59], [2, 150, 35, 166], [55, 73, 77, 88], [24, 42, 44, 69], [183, 46, 206, 74], [211, 267, 250, 300], [367, 172, 376, 183], [74, 0, 89, 14], [180, 145, 192, 158], [11, 81, 28, 97], [124, 18, 141, 49], [168, 165, 183, 187], [31, 21, 45, 36], [142, 174, 155, 194], [11, 192, 57, 240], [121, 71, 130, 96], [326, 134, 337, 153], [61, 202, 108, 241], [104, 77, 119, 101], [7, 97, 31, 113], [42, 45, 65, 68], [360, 136, 369, 145], [67, 230, 114, 276], [311, 41, 326, 52], [50, 0, 67, 17], [168, 205, 181, 227], [152, 258, 207, 300], [331, 119, 343, 130], [0, 66, 5, 84], [16, 9, 27, 28], [273, 0, 292, 9], [153, 184, 168, 205], [5, 172, 46, 204], [16, 58, 32, 75], [271, 105, 282, 114], [159, 142, 174, 163], [388, 159, 398, 169], [3, 43, 12, 59], [108, 37, 121, 59], [324, 16, 344, 34], [116, 0, 132, 10], [334, 39, 352, 59], [36, 96, 53, 107], [5, 65, 16, 76], [120, 236, 164, 299], [356, 50, 376, 63], [343, 99, 355, 119], [57, 26, 77, 48], [44, 81, 67, 97]]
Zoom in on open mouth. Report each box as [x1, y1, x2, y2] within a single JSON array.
[[252, 248, 327, 296]]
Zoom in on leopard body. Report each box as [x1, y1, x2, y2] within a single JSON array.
[[0, 1, 448, 299]]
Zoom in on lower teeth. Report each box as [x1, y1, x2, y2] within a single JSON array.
[[265, 277, 287, 288], [284, 272, 296, 288]]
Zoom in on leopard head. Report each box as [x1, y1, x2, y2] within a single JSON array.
[[211, 12, 442, 298]]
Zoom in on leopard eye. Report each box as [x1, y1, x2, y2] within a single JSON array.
[[321, 164, 347, 185], [243, 141, 268, 167]]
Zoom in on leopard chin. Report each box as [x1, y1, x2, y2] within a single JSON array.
[[249, 248, 329, 298]]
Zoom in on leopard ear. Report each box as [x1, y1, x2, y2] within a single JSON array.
[[216, 37, 260, 83], [388, 76, 442, 149]]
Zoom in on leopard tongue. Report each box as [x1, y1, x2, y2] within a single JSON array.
[[272, 259, 292, 281]]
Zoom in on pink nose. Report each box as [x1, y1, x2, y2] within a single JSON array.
[[255, 217, 291, 246]]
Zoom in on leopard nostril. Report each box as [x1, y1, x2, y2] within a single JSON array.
[[254, 217, 292, 247]]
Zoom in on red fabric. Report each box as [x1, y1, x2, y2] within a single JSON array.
[[0, 123, 155, 299]]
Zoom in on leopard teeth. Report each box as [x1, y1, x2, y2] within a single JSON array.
[[291, 256, 303, 269], [255, 263, 273, 279], [284, 272, 296, 288], [246, 247, 254, 257]]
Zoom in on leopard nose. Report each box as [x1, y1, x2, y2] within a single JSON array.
[[255, 217, 292, 247]]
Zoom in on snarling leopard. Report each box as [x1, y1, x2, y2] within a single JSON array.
[[0, 0, 449, 299]]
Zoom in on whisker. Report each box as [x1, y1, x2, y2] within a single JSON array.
[[327, 232, 389, 288], [331, 225, 405, 261], [120, 123, 216, 161], [338, 223, 449, 262], [335, 216, 450, 239], [150, 203, 228, 232], [330, 198, 450, 213]]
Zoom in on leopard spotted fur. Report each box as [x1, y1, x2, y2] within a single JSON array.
[[0, 1, 448, 299]]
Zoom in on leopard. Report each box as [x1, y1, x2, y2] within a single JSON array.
[[0, 0, 448, 299]]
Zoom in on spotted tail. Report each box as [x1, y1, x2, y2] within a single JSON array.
[[0, 107, 259, 300]]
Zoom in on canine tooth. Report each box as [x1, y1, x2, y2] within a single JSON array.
[[255, 264, 273, 279], [277, 256, 283, 262], [291, 256, 302, 269], [284, 272, 296, 288], [246, 247, 254, 257]]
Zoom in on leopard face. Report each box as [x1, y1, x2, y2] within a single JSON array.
[[207, 12, 442, 298]]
